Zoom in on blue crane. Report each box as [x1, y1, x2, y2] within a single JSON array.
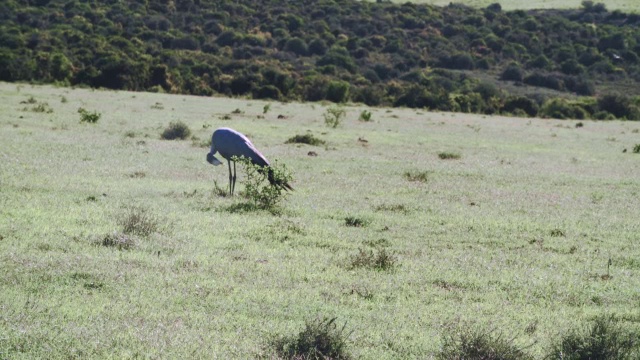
[[206, 127, 293, 195]]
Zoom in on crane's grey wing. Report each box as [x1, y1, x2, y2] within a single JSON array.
[[213, 128, 270, 167]]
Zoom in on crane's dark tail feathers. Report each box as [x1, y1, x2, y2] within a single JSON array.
[[267, 167, 294, 191]]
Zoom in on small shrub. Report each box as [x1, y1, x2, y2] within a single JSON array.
[[60, 96, 68, 103], [270, 317, 352, 359], [78, 107, 101, 123], [236, 156, 293, 211], [438, 152, 462, 160], [359, 110, 373, 122], [96, 232, 136, 250], [550, 228, 565, 237], [547, 315, 639, 360], [404, 170, 431, 183], [345, 216, 369, 227], [161, 121, 191, 140], [633, 144, 640, 154], [117, 206, 159, 237], [285, 134, 325, 146], [263, 103, 271, 114], [438, 327, 534, 360], [324, 106, 346, 128], [231, 108, 243, 114], [32, 102, 54, 113], [349, 248, 397, 271]]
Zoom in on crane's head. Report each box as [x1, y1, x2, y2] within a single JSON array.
[[206, 152, 222, 166]]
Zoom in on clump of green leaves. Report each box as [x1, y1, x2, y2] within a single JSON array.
[[438, 327, 534, 360], [438, 151, 461, 160], [359, 109, 373, 122], [633, 144, 640, 153], [117, 206, 160, 237], [78, 107, 101, 123], [263, 103, 271, 114], [345, 216, 369, 227], [285, 134, 326, 146], [324, 105, 346, 128], [404, 170, 431, 183], [161, 121, 191, 140], [547, 315, 639, 360], [349, 248, 397, 271], [270, 317, 352, 360], [236, 156, 293, 211]]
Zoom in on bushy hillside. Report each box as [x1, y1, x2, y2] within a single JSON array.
[[2, 0, 640, 119]]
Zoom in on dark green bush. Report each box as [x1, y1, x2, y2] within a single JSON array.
[[270, 317, 352, 359], [161, 121, 191, 140], [285, 134, 325, 146]]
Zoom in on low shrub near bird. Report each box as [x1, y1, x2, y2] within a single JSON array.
[[161, 121, 191, 140], [236, 156, 293, 211], [269, 317, 352, 359], [285, 134, 326, 146], [359, 110, 373, 122]]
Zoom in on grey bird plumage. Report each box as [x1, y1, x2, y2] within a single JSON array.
[[206, 127, 293, 195]]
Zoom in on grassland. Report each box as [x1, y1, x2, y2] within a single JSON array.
[[1, 82, 639, 359], [388, 0, 638, 11]]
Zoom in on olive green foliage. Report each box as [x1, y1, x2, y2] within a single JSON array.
[[324, 106, 346, 128], [348, 248, 398, 271], [161, 121, 191, 140], [633, 144, 640, 153], [285, 134, 326, 146], [3, 0, 640, 119], [438, 151, 462, 160], [547, 315, 640, 359], [438, 327, 534, 360], [235, 156, 292, 211], [359, 110, 373, 122], [270, 317, 352, 360], [78, 107, 101, 123]]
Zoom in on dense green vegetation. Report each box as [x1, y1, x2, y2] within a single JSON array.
[[2, 0, 640, 119]]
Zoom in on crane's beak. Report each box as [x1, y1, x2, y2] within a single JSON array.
[[206, 153, 222, 166]]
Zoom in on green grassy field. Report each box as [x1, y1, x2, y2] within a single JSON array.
[[386, 0, 637, 11], [1, 82, 640, 359]]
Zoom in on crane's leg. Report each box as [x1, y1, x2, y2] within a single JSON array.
[[227, 159, 233, 196], [231, 160, 237, 195]]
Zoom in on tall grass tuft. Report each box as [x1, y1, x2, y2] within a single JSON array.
[[270, 317, 352, 360], [117, 206, 160, 237], [438, 327, 534, 360], [349, 248, 397, 271], [547, 315, 639, 360]]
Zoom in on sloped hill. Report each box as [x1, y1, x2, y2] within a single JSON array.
[[1, 0, 640, 119]]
